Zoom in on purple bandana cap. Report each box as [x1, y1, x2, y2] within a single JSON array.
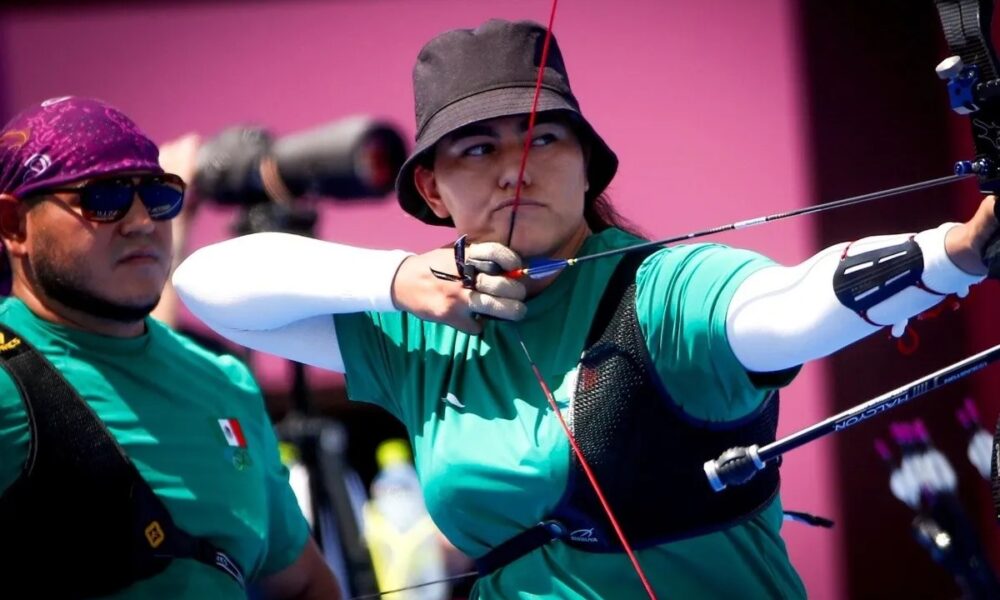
[[0, 96, 162, 199]]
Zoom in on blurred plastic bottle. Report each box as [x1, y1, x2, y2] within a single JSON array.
[[364, 439, 447, 600]]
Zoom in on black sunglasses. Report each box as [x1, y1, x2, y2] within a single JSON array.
[[26, 173, 186, 223]]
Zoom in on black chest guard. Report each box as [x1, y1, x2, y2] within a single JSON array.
[[0, 325, 244, 598], [475, 250, 781, 574]]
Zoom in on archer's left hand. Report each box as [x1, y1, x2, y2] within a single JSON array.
[[945, 195, 998, 276]]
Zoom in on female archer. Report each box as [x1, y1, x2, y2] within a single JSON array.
[[173, 19, 997, 599]]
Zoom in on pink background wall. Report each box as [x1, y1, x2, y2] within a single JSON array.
[[1, 0, 838, 595]]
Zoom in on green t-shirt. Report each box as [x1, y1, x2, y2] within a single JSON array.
[[335, 228, 806, 599], [0, 298, 309, 599]]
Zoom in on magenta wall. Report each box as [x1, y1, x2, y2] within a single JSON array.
[[0, 1, 842, 596]]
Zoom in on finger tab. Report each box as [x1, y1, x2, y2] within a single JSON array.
[[475, 275, 526, 300], [468, 242, 523, 271]]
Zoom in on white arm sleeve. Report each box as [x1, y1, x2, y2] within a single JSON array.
[[172, 232, 411, 373], [726, 223, 985, 372]]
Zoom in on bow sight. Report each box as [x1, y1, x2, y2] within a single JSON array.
[[934, 0, 1000, 191], [703, 0, 1000, 525]]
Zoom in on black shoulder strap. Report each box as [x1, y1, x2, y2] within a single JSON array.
[[559, 244, 781, 551], [474, 250, 661, 575], [0, 323, 245, 596], [585, 248, 659, 347]]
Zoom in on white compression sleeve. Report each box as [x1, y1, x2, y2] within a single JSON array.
[[172, 232, 411, 372], [726, 223, 985, 373]]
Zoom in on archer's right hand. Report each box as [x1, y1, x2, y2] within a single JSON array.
[[390, 242, 526, 334]]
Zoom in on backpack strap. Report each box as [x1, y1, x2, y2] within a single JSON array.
[[0, 323, 245, 596]]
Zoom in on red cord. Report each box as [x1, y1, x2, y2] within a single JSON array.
[[515, 333, 659, 600], [503, 1, 658, 597], [895, 295, 962, 355], [504, 0, 560, 247]]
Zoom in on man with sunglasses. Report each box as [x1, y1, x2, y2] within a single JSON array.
[[0, 97, 340, 598]]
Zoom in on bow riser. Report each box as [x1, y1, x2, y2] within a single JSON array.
[[935, 0, 1000, 192]]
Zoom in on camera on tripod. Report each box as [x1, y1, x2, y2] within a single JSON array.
[[194, 116, 408, 235]]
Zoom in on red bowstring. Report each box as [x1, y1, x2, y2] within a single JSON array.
[[505, 2, 658, 598], [513, 337, 659, 600], [504, 0, 559, 246]]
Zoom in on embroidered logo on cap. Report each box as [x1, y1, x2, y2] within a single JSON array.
[[0, 130, 29, 148], [40, 96, 72, 107], [22, 153, 51, 179]]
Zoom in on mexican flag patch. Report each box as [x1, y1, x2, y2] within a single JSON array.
[[218, 418, 247, 448]]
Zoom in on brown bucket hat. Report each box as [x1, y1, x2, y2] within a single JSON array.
[[395, 19, 619, 226]]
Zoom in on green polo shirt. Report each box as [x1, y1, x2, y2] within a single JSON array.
[[0, 298, 309, 598], [335, 228, 806, 599]]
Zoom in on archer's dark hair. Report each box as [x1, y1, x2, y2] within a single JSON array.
[[585, 193, 645, 238]]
